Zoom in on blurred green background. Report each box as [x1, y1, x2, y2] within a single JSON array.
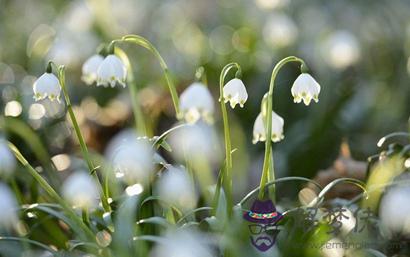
[[0, 0, 409, 201]]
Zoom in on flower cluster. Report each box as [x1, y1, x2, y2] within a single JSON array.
[[252, 73, 321, 144], [82, 54, 127, 87]]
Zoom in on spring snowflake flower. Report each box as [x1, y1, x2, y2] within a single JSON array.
[[291, 73, 321, 106], [156, 166, 197, 210], [96, 54, 127, 88], [380, 184, 410, 238], [222, 78, 248, 108], [168, 123, 220, 164], [82, 54, 104, 85], [106, 130, 154, 185], [151, 229, 214, 257], [0, 139, 16, 177], [33, 72, 61, 101], [252, 111, 284, 144], [179, 82, 214, 123], [62, 171, 99, 209], [0, 183, 18, 229]]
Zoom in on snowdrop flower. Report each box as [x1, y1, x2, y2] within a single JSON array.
[[62, 171, 99, 209], [33, 72, 61, 101], [151, 229, 214, 257], [323, 30, 360, 70], [179, 82, 214, 123], [0, 183, 18, 229], [156, 166, 196, 210], [82, 54, 104, 85], [263, 13, 298, 48], [106, 130, 154, 185], [0, 139, 16, 177], [379, 184, 410, 238], [96, 54, 127, 88], [291, 73, 321, 106], [169, 123, 220, 164], [222, 78, 248, 108], [252, 111, 284, 144]]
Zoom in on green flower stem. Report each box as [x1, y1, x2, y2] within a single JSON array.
[[218, 62, 241, 217], [7, 142, 95, 242], [112, 35, 180, 118], [56, 65, 111, 212], [114, 47, 147, 135], [258, 56, 307, 200]]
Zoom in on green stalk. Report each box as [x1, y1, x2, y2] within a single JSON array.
[[56, 65, 111, 212], [111, 35, 180, 118], [114, 47, 147, 135], [7, 142, 95, 241], [258, 56, 307, 200], [218, 63, 241, 217]]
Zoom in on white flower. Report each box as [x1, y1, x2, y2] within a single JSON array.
[[33, 73, 61, 101], [291, 73, 321, 106], [0, 183, 18, 229], [96, 54, 127, 88], [82, 54, 104, 85], [106, 130, 154, 185], [151, 229, 214, 257], [156, 166, 196, 210], [179, 82, 214, 123], [263, 13, 298, 48], [168, 123, 220, 164], [323, 30, 360, 69], [62, 171, 99, 209], [0, 139, 16, 177], [252, 111, 284, 144], [380, 184, 410, 238], [223, 78, 248, 108]]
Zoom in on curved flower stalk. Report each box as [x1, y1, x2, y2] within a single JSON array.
[[257, 56, 321, 200], [33, 61, 111, 212], [110, 35, 181, 118], [215, 62, 246, 217]]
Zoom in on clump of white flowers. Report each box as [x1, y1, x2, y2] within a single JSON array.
[[106, 130, 154, 185], [0, 138, 16, 177], [156, 166, 197, 211], [252, 111, 284, 144], [62, 171, 99, 209], [291, 73, 321, 106], [0, 182, 18, 229], [151, 229, 214, 257], [222, 78, 248, 108], [96, 54, 127, 88], [33, 72, 61, 102], [179, 82, 214, 124], [81, 54, 104, 85]]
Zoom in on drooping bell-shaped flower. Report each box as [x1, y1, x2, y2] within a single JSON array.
[[252, 111, 284, 144], [33, 72, 61, 102], [156, 166, 197, 210], [96, 54, 127, 88], [179, 82, 214, 123], [291, 73, 321, 106], [105, 130, 154, 185], [0, 183, 18, 229], [0, 139, 15, 178], [223, 78, 248, 108], [82, 54, 104, 85], [62, 171, 99, 209]]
